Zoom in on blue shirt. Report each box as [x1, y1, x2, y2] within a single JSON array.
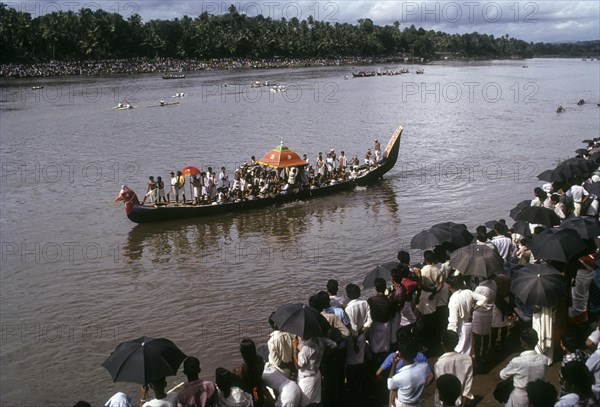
[[380, 352, 430, 374], [323, 306, 350, 326]]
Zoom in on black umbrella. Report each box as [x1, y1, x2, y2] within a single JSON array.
[[102, 336, 187, 385], [448, 244, 504, 278], [431, 222, 474, 248], [510, 264, 566, 307], [410, 228, 452, 250], [576, 148, 589, 155], [529, 228, 589, 263], [363, 261, 399, 288], [270, 303, 330, 339], [515, 206, 561, 227], [585, 182, 600, 197], [511, 219, 532, 237], [509, 200, 532, 220], [537, 169, 554, 182], [583, 139, 594, 143], [559, 216, 600, 240]]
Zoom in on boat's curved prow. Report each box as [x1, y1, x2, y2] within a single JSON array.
[[355, 126, 402, 186]]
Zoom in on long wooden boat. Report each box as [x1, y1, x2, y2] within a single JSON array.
[[116, 127, 402, 223]]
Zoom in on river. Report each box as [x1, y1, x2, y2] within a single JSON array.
[[0, 58, 599, 403]]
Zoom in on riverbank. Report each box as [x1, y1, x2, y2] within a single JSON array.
[[0, 56, 418, 79]]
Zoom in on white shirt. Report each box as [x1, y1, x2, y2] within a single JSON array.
[[267, 330, 293, 374], [419, 264, 441, 315], [586, 346, 600, 396], [474, 279, 497, 311], [387, 362, 430, 406], [554, 393, 580, 407], [142, 392, 177, 407], [491, 235, 513, 262], [345, 298, 372, 336], [499, 350, 551, 389], [569, 185, 589, 203], [434, 351, 473, 405], [447, 289, 487, 332]]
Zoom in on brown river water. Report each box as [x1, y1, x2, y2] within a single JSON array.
[[1, 58, 599, 403]]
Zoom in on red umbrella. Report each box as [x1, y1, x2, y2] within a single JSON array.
[[181, 166, 200, 177], [257, 143, 308, 168], [181, 166, 201, 202]]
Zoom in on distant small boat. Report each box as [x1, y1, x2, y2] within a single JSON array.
[[352, 71, 376, 78], [148, 101, 180, 108], [250, 81, 261, 88], [31, 86, 44, 90], [172, 92, 187, 98], [557, 105, 565, 113], [270, 85, 286, 92], [162, 74, 185, 80], [522, 65, 528, 68], [577, 99, 585, 106], [113, 104, 137, 110], [415, 68, 424, 74]]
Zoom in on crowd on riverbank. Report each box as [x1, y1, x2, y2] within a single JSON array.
[[99, 138, 600, 407], [0, 56, 405, 79]]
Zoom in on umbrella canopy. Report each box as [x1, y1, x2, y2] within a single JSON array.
[[363, 261, 399, 288], [559, 216, 600, 240], [536, 169, 554, 182], [510, 264, 566, 307], [576, 148, 589, 155], [270, 303, 330, 339], [529, 228, 590, 263], [431, 222, 473, 248], [448, 244, 504, 278], [509, 200, 532, 220], [511, 220, 532, 237], [410, 228, 452, 249], [257, 144, 308, 168], [585, 182, 600, 197], [582, 139, 594, 143], [515, 206, 561, 227], [101, 337, 187, 385], [181, 166, 201, 177]]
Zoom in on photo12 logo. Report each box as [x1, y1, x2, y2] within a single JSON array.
[[398, 1, 539, 24], [4, 1, 141, 19], [198, 1, 339, 22]]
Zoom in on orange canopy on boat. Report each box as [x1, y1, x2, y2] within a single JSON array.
[[257, 144, 308, 168]]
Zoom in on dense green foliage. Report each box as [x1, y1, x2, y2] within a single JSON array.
[[0, 3, 597, 64]]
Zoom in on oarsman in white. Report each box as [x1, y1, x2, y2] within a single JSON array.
[[499, 328, 551, 407], [446, 274, 487, 356], [338, 151, 347, 173], [374, 139, 382, 162], [218, 167, 229, 190], [434, 330, 473, 407]]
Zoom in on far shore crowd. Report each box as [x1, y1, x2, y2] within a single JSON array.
[[0, 56, 408, 79]]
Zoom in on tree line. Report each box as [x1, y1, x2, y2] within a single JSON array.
[[1, 3, 598, 64]]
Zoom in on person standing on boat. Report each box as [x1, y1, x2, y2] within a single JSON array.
[[316, 152, 325, 178], [169, 172, 177, 203], [141, 176, 157, 205], [160, 98, 165, 106], [156, 176, 166, 203], [219, 167, 230, 190], [176, 171, 186, 204], [374, 139, 382, 163], [364, 149, 373, 167], [192, 175, 201, 205], [338, 151, 347, 173], [302, 154, 309, 164]]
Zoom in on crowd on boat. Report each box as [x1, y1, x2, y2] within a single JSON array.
[[1, 56, 401, 78], [140, 140, 385, 206], [93, 138, 600, 407]]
